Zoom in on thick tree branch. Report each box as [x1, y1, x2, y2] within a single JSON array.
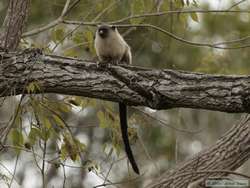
[[1, 50, 250, 113], [147, 115, 250, 188], [0, 0, 30, 50]]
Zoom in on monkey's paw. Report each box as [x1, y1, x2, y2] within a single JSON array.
[[97, 61, 111, 69]]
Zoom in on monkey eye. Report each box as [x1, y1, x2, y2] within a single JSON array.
[[111, 25, 116, 30]]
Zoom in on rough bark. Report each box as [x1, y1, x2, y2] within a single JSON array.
[[147, 115, 250, 188], [1, 50, 250, 113], [0, 0, 30, 50]]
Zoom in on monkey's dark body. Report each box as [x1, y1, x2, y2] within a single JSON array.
[[94, 25, 139, 174]]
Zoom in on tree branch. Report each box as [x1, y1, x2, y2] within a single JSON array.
[[147, 115, 250, 188], [1, 50, 250, 113], [22, 0, 81, 38], [62, 21, 250, 50]]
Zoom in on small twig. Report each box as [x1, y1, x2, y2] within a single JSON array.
[[137, 132, 160, 174], [109, 9, 250, 24], [22, 0, 81, 37], [134, 107, 203, 134], [9, 155, 19, 187], [32, 147, 42, 171], [52, 0, 118, 52], [94, 175, 141, 188], [228, 0, 247, 10], [41, 140, 47, 188], [0, 161, 20, 186], [104, 159, 114, 184], [62, 164, 66, 188], [63, 21, 250, 50], [92, 0, 119, 22]]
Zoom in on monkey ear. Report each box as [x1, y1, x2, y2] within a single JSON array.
[[111, 25, 116, 30]]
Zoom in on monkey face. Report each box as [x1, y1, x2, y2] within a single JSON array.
[[97, 25, 116, 39], [98, 27, 108, 38]]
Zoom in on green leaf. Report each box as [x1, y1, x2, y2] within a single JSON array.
[[97, 111, 112, 128], [67, 96, 86, 107], [52, 115, 65, 128], [60, 134, 85, 162], [63, 48, 79, 57], [52, 27, 65, 42], [10, 129, 24, 154], [74, 138, 86, 152], [60, 144, 67, 160], [190, 12, 199, 22], [57, 103, 71, 113], [27, 82, 41, 93], [192, 0, 198, 7], [41, 127, 51, 141], [175, 0, 185, 8], [28, 127, 41, 145], [42, 117, 52, 129], [63, 134, 77, 161], [72, 31, 85, 44]]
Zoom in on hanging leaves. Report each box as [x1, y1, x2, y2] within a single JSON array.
[[60, 133, 86, 161], [10, 129, 24, 154], [190, 12, 199, 22]]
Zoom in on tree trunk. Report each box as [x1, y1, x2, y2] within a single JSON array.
[[147, 115, 250, 188], [0, 0, 30, 50]]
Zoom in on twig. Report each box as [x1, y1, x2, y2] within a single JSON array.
[[52, 0, 118, 52], [104, 159, 114, 184], [0, 161, 20, 186], [109, 9, 250, 24], [22, 0, 81, 37], [41, 140, 47, 188], [63, 21, 250, 50], [9, 155, 19, 188], [134, 107, 203, 134], [137, 132, 160, 174], [94, 175, 141, 188], [228, 0, 247, 10], [62, 164, 66, 188], [23, 8, 250, 38]]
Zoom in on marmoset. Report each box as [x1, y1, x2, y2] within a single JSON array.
[[94, 24, 139, 174]]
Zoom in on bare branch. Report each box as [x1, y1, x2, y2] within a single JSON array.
[[228, 0, 248, 10], [22, 0, 80, 38], [62, 21, 250, 50], [23, 8, 250, 39], [109, 9, 250, 24]]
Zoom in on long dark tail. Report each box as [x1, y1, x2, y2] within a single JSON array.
[[119, 102, 140, 174]]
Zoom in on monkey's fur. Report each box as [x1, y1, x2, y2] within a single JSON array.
[[94, 25, 139, 174]]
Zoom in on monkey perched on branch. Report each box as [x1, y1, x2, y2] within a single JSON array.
[[94, 24, 139, 174]]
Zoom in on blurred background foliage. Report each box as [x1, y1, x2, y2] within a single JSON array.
[[0, 0, 250, 187]]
